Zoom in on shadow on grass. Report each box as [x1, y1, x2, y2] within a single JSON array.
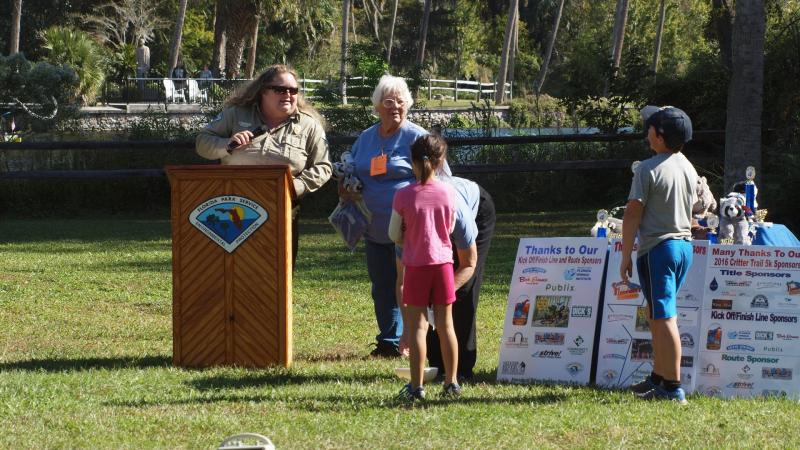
[[0, 355, 171, 372], [188, 370, 395, 391]]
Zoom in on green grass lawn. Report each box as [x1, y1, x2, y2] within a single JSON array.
[[1, 212, 798, 449]]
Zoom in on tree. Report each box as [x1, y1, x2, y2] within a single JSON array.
[[386, 0, 398, 64], [495, 0, 518, 103], [39, 26, 106, 104], [211, 0, 227, 77], [245, 17, 259, 79], [416, 0, 432, 67], [9, 0, 22, 55], [724, 0, 765, 191], [223, 0, 262, 78], [167, 0, 188, 73], [534, 0, 566, 94], [605, 0, 629, 95], [81, 0, 166, 48], [651, 0, 667, 74], [340, 0, 350, 104]]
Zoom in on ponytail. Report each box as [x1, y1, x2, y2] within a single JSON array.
[[410, 135, 448, 184]]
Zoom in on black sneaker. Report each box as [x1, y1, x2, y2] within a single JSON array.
[[369, 342, 402, 358], [630, 376, 658, 394], [442, 382, 462, 399], [397, 383, 426, 402]]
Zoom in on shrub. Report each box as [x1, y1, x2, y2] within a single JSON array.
[[39, 26, 107, 105]]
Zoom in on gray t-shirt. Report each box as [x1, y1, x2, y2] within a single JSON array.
[[628, 152, 698, 255]]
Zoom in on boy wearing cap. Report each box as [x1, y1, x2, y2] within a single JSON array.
[[620, 106, 698, 404]]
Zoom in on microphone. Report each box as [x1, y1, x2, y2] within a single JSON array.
[[227, 125, 269, 151]]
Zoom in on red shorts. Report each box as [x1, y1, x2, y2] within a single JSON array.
[[402, 263, 456, 307]]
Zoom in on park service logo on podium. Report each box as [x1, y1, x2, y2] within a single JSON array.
[[189, 195, 268, 253]]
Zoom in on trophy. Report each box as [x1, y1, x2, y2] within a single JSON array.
[[706, 214, 719, 244], [745, 166, 757, 215], [596, 209, 608, 238]]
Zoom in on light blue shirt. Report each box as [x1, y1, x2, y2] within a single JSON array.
[[440, 174, 480, 249]]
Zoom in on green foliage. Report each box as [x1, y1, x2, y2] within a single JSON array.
[[178, 9, 215, 74], [507, 100, 533, 128], [39, 26, 107, 105]]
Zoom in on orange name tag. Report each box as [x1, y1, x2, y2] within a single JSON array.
[[370, 153, 387, 176]]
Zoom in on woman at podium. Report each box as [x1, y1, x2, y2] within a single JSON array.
[[196, 64, 332, 264]]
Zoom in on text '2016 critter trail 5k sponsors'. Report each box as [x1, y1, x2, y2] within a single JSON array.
[[498, 238, 607, 384], [697, 245, 800, 399], [596, 240, 706, 393]]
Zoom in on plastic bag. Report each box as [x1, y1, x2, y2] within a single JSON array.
[[328, 198, 371, 251]]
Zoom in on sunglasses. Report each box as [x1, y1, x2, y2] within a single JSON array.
[[266, 85, 299, 95], [382, 98, 405, 108]]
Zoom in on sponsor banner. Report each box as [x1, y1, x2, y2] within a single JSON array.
[[698, 244, 800, 399], [595, 240, 706, 393], [498, 238, 607, 384]]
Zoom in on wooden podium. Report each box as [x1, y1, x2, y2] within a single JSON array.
[[166, 165, 293, 368]]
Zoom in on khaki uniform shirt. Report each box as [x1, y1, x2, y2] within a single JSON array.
[[196, 105, 332, 198]]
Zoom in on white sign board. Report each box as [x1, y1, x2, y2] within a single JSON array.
[[595, 240, 707, 393], [497, 238, 608, 384], [697, 245, 800, 399]]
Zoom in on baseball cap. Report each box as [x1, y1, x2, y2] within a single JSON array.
[[640, 105, 693, 150]]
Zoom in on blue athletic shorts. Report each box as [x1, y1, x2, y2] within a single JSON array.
[[636, 239, 693, 320]]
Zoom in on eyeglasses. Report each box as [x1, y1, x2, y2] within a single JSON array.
[[266, 85, 299, 95], [381, 98, 405, 108]]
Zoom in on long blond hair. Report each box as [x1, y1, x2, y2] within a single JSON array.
[[224, 64, 326, 129]]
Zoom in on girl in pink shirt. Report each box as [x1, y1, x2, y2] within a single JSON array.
[[389, 135, 460, 401]]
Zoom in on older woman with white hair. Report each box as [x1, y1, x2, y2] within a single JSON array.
[[343, 74, 439, 358]]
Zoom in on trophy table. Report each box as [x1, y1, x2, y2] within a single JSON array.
[[166, 165, 293, 368]]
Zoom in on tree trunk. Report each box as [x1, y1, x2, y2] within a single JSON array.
[[534, 0, 565, 94], [712, 0, 734, 71], [224, 0, 261, 79], [508, 15, 518, 95], [340, 0, 350, 105], [168, 0, 188, 74], [416, 0, 432, 67], [387, 0, 399, 64], [605, 0, 629, 95], [652, 0, 667, 74], [211, 0, 227, 77], [245, 17, 260, 79], [9, 0, 22, 55], [724, 0, 765, 191], [495, 0, 518, 104]]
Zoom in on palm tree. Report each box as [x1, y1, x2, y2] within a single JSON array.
[[604, 0, 629, 95], [167, 0, 189, 74], [9, 0, 23, 55], [415, 0, 432, 68], [40, 26, 106, 105], [245, 17, 260, 79], [495, 0, 518, 104], [224, 0, 262, 78], [724, 1, 765, 191], [534, 0, 566, 94], [340, 0, 350, 105], [211, 0, 227, 77]]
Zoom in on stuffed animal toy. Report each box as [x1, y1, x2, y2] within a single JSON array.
[[693, 176, 717, 220], [718, 192, 751, 245], [332, 151, 363, 193]]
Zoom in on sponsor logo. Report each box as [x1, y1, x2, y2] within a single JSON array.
[[519, 275, 549, 285], [680, 372, 693, 384], [788, 281, 800, 295], [757, 281, 783, 290], [501, 360, 526, 375], [522, 266, 547, 274], [566, 362, 583, 376], [681, 293, 700, 303], [534, 332, 565, 346], [762, 389, 788, 397], [726, 344, 756, 352], [532, 350, 562, 359], [725, 280, 752, 287], [606, 336, 630, 345], [727, 381, 754, 390], [612, 281, 641, 300], [703, 385, 723, 397], [755, 331, 774, 341], [762, 367, 793, 380], [727, 330, 752, 340], [762, 346, 784, 353], [607, 314, 634, 323], [635, 307, 650, 332], [677, 310, 696, 326], [563, 267, 592, 281], [706, 324, 722, 350], [602, 353, 626, 360], [709, 278, 718, 291], [776, 333, 799, 341], [505, 332, 529, 348], [701, 363, 720, 377], [602, 369, 618, 382], [712, 299, 733, 310], [631, 339, 653, 361], [531, 295, 571, 328], [571, 306, 592, 318], [777, 297, 799, 308], [750, 294, 769, 308], [737, 364, 754, 380], [189, 195, 269, 253], [680, 333, 695, 348], [512, 297, 531, 326], [681, 356, 694, 368], [568, 335, 587, 355]]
